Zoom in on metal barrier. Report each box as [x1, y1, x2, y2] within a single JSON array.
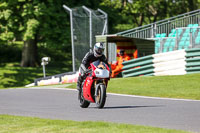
[[185, 48, 200, 74], [34, 71, 78, 86], [117, 9, 200, 39], [122, 48, 200, 77], [122, 55, 153, 70]]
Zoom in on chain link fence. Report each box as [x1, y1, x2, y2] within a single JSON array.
[[64, 5, 107, 71]]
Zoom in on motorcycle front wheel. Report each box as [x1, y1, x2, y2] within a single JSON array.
[[95, 84, 106, 109]]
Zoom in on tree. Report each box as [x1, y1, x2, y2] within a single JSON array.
[[100, 0, 200, 32], [1, 0, 200, 67], [0, 0, 70, 67], [100, 0, 168, 32]]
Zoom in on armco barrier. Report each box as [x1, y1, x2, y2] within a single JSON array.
[[122, 57, 153, 70], [122, 55, 153, 66], [123, 64, 154, 77], [185, 48, 200, 74], [122, 48, 200, 77], [32, 48, 200, 86], [34, 71, 78, 86]]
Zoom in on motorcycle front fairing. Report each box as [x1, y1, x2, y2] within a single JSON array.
[[91, 60, 110, 79], [82, 76, 95, 102]]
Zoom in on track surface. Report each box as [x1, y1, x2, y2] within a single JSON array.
[[0, 88, 200, 132]]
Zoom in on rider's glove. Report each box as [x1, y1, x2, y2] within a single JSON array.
[[82, 69, 90, 76]]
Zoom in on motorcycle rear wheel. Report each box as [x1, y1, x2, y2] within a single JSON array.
[[95, 84, 106, 109]]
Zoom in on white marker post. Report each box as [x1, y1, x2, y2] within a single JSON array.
[[41, 57, 51, 77]]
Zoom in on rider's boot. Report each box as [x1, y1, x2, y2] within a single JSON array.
[[77, 84, 81, 100], [77, 76, 83, 100]]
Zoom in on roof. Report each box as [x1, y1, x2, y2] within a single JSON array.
[[96, 34, 155, 56], [96, 34, 155, 43]]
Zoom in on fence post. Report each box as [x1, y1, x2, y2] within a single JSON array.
[[82, 6, 92, 51], [151, 24, 154, 38], [63, 5, 76, 72], [190, 28, 193, 48], [175, 30, 178, 50]]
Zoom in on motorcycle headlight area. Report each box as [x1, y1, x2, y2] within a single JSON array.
[[94, 68, 110, 78]]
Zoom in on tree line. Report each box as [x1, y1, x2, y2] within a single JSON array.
[[0, 0, 199, 67]]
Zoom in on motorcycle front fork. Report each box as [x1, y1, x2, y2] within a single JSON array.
[[94, 80, 107, 97]]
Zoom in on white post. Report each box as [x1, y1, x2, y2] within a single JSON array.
[[43, 64, 46, 77], [63, 5, 75, 72], [98, 8, 108, 35], [41, 57, 50, 78], [190, 28, 193, 48], [82, 6, 92, 51]]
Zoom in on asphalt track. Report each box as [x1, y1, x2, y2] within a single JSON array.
[[0, 87, 200, 132]]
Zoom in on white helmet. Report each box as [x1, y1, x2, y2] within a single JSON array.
[[93, 42, 104, 57]]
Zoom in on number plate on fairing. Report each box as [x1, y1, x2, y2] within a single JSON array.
[[94, 68, 109, 78]]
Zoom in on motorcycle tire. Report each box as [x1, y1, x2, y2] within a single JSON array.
[[95, 84, 106, 109], [79, 90, 90, 108]]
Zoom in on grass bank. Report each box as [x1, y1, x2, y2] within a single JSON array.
[[68, 73, 200, 100], [0, 115, 190, 133], [0, 63, 69, 89], [107, 73, 200, 100]]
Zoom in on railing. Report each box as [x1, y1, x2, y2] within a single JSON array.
[[117, 9, 200, 39]]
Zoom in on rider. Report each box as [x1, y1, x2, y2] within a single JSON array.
[[77, 42, 110, 96]]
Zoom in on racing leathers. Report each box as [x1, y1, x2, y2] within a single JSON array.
[[77, 51, 110, 92]]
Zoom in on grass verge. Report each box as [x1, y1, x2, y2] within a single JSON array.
[[0, 63, 70, 89], [107, 73, 200, 100], [1, 63, 200, 100], [0, 115, 190, 133], [68, 73, 200, 100]]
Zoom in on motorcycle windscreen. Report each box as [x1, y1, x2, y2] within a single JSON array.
[[92, 60, 110, 78]]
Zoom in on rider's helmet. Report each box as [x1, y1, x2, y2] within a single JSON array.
[[93, 42, 104, 57]]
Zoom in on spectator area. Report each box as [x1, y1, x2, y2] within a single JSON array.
[[154, 24, 200, 54], [117, 9, 200, 54]]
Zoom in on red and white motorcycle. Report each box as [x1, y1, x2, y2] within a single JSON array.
[[79, 60, 110, 109]]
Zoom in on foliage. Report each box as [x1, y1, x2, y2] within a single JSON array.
[[0, 0, 68, 45], [23, 19, 39, 41], [100, 0, 200, 33], [0, 0, 73, 67], [0, 0, 200, 66], [0, 115, 189, 133], [0, 42, 22, 63]]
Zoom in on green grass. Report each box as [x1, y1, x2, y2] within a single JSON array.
[[0, 63, 70, 89], [1, 63, 200, 100], [107, 73, 200, 100], [68, 73, 200, 100], [0, 115, 190, 133], [0, 67, 198, 132]]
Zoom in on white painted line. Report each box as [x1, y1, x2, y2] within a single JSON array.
[[14, 87, 76, 91], [108, 93, 200, 102], [14, 87, 200, 102]]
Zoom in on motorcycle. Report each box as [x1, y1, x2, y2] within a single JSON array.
[[79, 60, 110, 109]]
